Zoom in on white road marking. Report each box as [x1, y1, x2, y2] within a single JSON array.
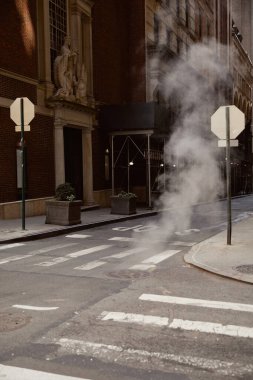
[[56, 338, 253, 377], [139, 294, 253, 313], [107, 247, 146, 259], [174, 229, 200, 236], [170, 241, 196, 247], [129, 250, 180, 271], [142, 250, 180, 264], [0, 243, 78, 265], [0, 254, 33, 265], [0, 243, 24, 250], [169, 318, 253, 338], [65, 234, 91, 239], [0, 364, 91, 380], [67, 245, 112, 258], [99, 311, 253, 338], [12, 305, 59, 311], [36, 243, 78, 253], [130, 263, 156, 271], [100, 311, 168, 326], [108, 237, 134, 242], [35, 257, 71, 267], [75, 261, 106, 271]]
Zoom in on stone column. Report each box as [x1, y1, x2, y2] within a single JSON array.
[[54, 119, 65, 187], [82, 129, 94, 205]]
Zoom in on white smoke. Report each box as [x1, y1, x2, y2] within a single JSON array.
[[133, 40, 229, 246]]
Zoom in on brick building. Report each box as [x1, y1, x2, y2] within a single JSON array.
[[0, 0, 252, 218]]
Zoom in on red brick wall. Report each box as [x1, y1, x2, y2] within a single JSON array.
[[0, 74, 37, 103], [0, 0, 37, 79], [0, 107, 55, 202]]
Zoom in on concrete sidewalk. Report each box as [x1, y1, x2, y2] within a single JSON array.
[[0, 204, 252, 284], [184, 216, 253, 284], [0, 207, 157, 244]]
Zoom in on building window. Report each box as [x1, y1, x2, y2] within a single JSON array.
[[198, 8, 202, 39], [176, 0, 180, 18], [154, 14, 160, 45], [185, 0, 189, 28], [177, 37, 183, 55], [49, 0, 68, 81], [167, 29, 171, 47]]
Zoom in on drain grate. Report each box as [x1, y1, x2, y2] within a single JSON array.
[[106, 270, 151, 279], [236, 265, 253, 274], [0, 312, 31, 332]]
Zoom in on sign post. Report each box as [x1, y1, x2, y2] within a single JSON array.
[[10, 97, 34, 230], [211, 105, 245, 245], [225, 107, 232, 245]]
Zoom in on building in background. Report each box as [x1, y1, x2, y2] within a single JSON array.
[[0, 0, 252, 219], [0, 0, 95, 219]]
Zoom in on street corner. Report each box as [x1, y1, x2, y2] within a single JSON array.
[[184, 238, 253, 284]]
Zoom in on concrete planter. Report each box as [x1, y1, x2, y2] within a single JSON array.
[[45, 200, 82, 225], [110, 196, 137, 215]]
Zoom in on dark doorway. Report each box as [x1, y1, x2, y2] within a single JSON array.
[[64, 127, 83, 200]]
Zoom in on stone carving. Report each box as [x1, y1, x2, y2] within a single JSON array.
[[53, 36, 87, 102]]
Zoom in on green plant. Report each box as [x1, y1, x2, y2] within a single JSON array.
[[55, 183, 76, 201], [115, 191, 137, 199]]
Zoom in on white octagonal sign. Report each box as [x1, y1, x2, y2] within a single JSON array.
[[211, 105, 245, 140], [10, 97, 35, 126]]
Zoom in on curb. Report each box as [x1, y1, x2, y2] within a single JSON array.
[[0, 210, 158, 244], [184, 244, 253, 285]]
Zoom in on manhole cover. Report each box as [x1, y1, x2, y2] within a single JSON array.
[[0, 312, 31, 332], [106, 270, 151, 279], [236, 265, 253, 274]]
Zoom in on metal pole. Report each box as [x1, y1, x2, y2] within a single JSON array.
[[163, 138, 166, 191], [20, 98, 25, 230], [111, 135, 115, 196], [226, 107, 231, 245], [147, 134, 151, 208], [127, 138, 130, 193]]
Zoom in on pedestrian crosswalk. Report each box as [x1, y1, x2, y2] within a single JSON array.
[[0, 364, 90, 380], [0, 234, 189, 274], [47, 290, 253, 378], [1, 233, 253, 379]]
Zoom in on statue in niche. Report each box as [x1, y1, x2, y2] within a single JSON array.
[[54, 36, 87, 102]]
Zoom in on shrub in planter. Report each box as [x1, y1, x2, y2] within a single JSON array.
[[111, 191, 137, 215], [45, 183, 82, 225]]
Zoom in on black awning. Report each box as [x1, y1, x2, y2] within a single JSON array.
[[99, 102, 172, 136]]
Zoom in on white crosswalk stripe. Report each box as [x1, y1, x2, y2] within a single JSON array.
[[74, 261, 106, 271], [35, 257, 71, 267], [0, 364, 91, 380], [139, 293, 253, 313], [0, 243, 25, 250], [108, 237, 135, 242], [106, 247, 146, 259], [65, 234, 91, 239], [67, 245, 112, 258], [99, 310, 253, 338], [55, 338, 253, 377], [169, 241, 196, 247], [130, 249, 180, 270]]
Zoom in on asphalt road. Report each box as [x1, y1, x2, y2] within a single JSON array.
[[0, 197, 253, 380]]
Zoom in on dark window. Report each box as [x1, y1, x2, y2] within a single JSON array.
[[49, 0, 67, 82], [198, 8, 202, 38], [154, 14, 160, 44], [185, 0, 189, 28], [176, 0, 180, 18]]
